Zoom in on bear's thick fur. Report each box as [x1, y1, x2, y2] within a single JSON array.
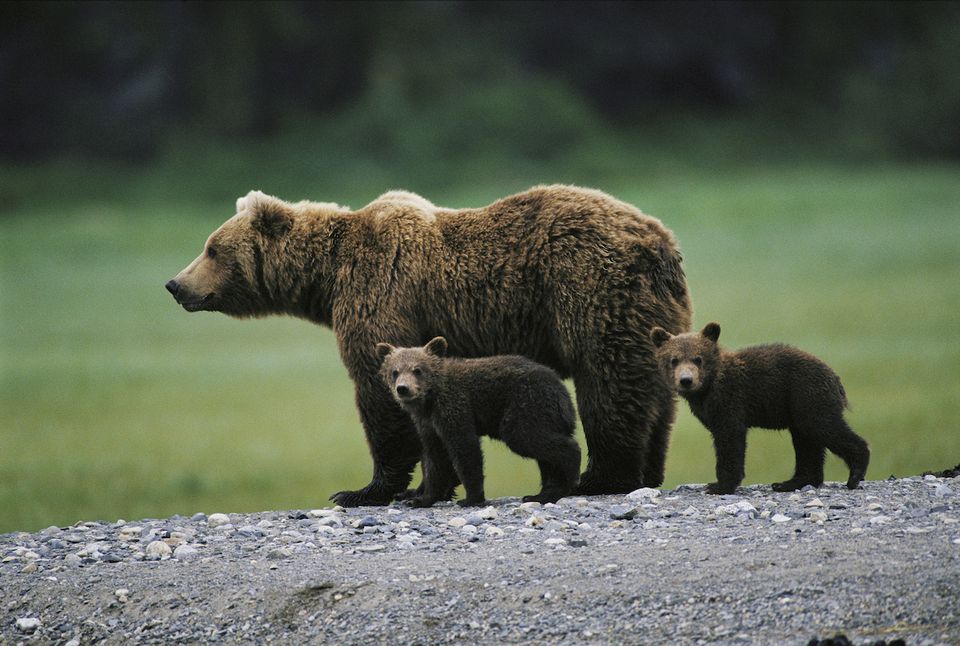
[[377, 337, 581, 507], [166, 185, 692, 505], [651, 322, 870, 494]]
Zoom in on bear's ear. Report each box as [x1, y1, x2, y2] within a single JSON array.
[[701, 322, 721, 343], [243, 190, 293, 238], [650, 327, 672, 349], [375, 343, 395, 362], [424, 336, 448, 357]]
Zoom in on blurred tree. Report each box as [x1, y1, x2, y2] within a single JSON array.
[[1, 0, 958, 160]]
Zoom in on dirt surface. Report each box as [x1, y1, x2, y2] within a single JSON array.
[[3, 476, 958, 644]]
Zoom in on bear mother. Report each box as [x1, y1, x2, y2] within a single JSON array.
[[166, 185, 692, 505]]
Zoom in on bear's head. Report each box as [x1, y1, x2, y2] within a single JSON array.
[[650, 322, 722, 395], [165, 191, 298, 318], [375, 337, 448, 408]]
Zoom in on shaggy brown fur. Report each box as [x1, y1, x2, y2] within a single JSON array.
[[651, 323, 870, 494], [377, 337, 580, 507], [166, 185, 692, 506]]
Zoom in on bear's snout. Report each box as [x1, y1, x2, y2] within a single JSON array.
[[165, 279, 180, 298], [395, 383, 411, 398], [679, 375, 694, 389]]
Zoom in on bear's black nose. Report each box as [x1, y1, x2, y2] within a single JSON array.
[[679, 376, 693, 389], [165, 279, 180, 297], [396, 384, 410, 397]]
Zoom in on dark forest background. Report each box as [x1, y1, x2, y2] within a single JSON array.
[[4, 0, 960, 164]]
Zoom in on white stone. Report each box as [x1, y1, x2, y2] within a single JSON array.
[[524, 515, 544, 528], [16, 618, 41, 634], [145, 540, 172, 559], [207, 513, 231, 527], [626, 487, 661, 501], [544, 538, 566, 546], [115, 588, 130, 603], [477, 506, 498, 520], [460, 524, 478, 535], [771, 514, 791, 523], [447, 517, 467, 528], [485, 526, 504, 537], [807, 511, 828, 523], [869, 515, 892, 525], [805, 498, 824, 508]]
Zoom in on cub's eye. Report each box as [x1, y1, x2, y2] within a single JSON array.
[[412, 367, 422, 376], [693, 357, 703, 367], [391, 369, 399, 379], [207, 246, 218, 259], [670, 358, 679, 367]]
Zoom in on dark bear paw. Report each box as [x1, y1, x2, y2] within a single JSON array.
[[576, 469, 640, 496], [706, 482, 738, 495], [522, 490, 568, 504], [456, 497, 487, 508], [329, 484, 396, 507], [403, 496, 437, 508], [771, 479, 822, 492]]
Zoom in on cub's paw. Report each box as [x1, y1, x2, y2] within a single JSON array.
[[393, 488, 420, 502], [706, 482, 737, 495], [522, 491, 566, 504], [771, 479, 820, 492], [329, 486, 394, 507], [456, 498, 486, 508]]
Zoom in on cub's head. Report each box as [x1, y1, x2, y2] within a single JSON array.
[[650, 322, 722, 395], [164, 191, 296, 318], [376, 337, 448, 407]]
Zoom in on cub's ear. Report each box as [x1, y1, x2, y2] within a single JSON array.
[[650, 327, 672, 349], [424, 336, 448, 357], [242, 190, 293, 238], [375, 343, 395, 362], [701, 322, 721, 343]]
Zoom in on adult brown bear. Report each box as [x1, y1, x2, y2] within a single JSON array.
[[166, 186, 692, 505]]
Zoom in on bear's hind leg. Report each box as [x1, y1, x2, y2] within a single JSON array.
[[642, 395, 676, 488], [823, 417, 870, 489], [773, 429, 825, 492], [574, 372, 655, 495], [522, 437, 581, 504]]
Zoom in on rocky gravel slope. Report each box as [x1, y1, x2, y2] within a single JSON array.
[[3, 475, 959, 644]]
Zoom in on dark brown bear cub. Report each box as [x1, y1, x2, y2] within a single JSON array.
[[651, 322, 869, 494], [376, 337, 580, 508]]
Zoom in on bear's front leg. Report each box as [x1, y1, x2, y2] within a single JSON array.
[[708, 424, 747, 495], [403, 428, 458, 509], [329, 378, 422, 507]]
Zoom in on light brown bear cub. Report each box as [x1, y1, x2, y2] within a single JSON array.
[[651, 322, 869, 494], [377, 337, 581, 508]]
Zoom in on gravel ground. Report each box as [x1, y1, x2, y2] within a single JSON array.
[[2, 475, 959, 645]]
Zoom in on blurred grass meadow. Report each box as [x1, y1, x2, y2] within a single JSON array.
[[3, 3, 960, 532], [3, 147, 958, 533]]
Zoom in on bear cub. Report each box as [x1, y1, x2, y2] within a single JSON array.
[[651, 322, 869, 494], [376, 337, 581, 507]]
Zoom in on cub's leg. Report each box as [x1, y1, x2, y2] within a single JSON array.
[[707, 424, 747, 494], [772, 428, 825, 491], [822, 417, 870, 489]]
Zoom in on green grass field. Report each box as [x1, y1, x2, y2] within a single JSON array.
[[2, 160, 958, 533]]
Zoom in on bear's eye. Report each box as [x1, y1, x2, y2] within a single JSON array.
[[412, 367, 422, 376], [670, 357, 679, 367], [391, 369, 399, 379], [207, 246, 218, 259], [693, 357, 703, 367]]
